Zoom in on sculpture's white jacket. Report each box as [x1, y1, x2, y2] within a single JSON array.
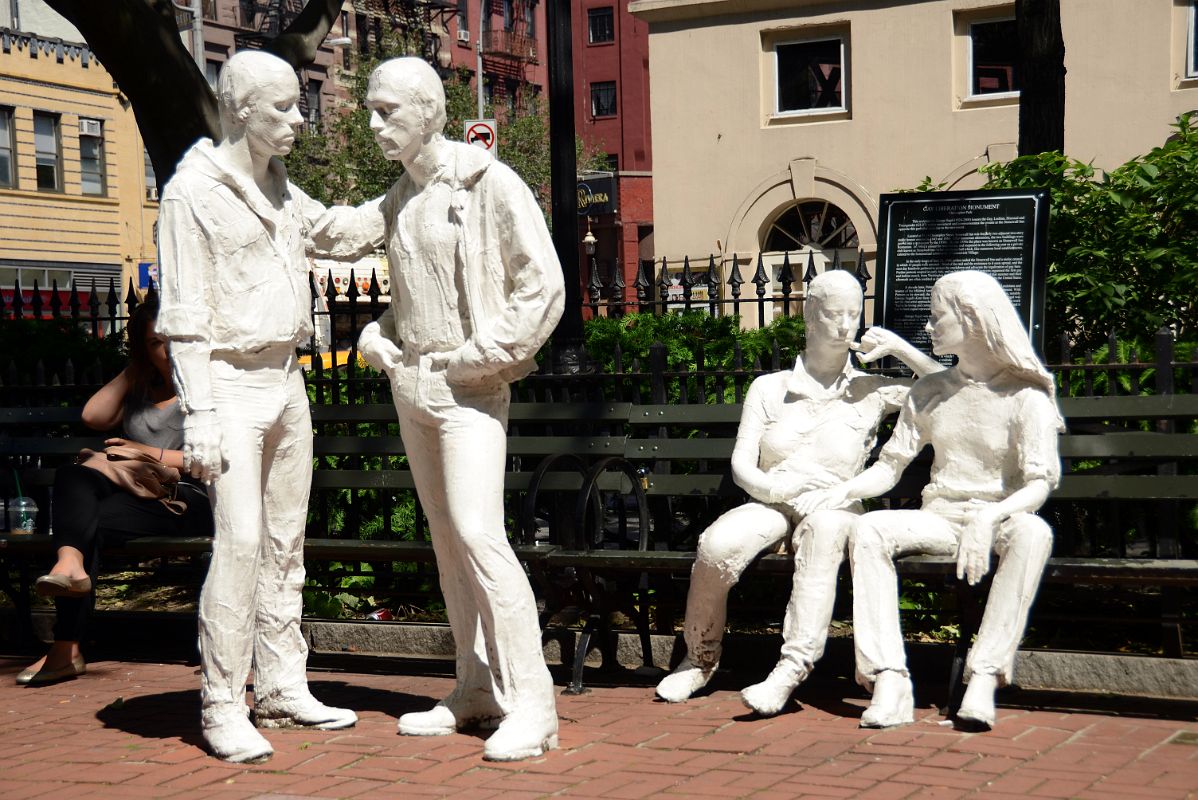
[[311, 141, 564, 384]]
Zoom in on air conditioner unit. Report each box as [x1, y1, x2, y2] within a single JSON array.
[[146, 186, 159, 202], [79, 118, 101, 137], [457, 29, 471, 44]]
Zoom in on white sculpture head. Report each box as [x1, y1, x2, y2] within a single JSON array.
[[216, 51, 303, 159], [805, 270, 863, 350], [366, 57, 447, 164], [927, 270, 1055, 396]]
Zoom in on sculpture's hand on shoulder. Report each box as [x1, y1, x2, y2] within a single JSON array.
[[183, 409, 224, 485], [956, 505, 1001, 585]]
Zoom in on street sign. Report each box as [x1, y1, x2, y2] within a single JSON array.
[[464, 119, 498, 155]]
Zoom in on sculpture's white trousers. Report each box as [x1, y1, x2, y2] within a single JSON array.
[[199, 348, 312, 716], [850, 500, 1053, 689], [389, 354, 555, 719], [683, 504, 854, 671]]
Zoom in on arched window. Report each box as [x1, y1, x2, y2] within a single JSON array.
[[763, 199, 859, 252]]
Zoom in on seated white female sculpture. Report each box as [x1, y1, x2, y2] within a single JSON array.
[[792, 270, 1063, 730], [655, 270, 942, 705]]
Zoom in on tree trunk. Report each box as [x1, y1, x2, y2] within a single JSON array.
[[1016, 0, 1066, 155], [43, 0, 341, 189]]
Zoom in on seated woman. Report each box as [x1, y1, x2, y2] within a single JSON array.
[[18, 296, 213, 686], [792, 270, 1063, 730]]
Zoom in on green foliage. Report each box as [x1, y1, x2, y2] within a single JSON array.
[[584, 311, 806, 385], [979, 113, 1198, 348]]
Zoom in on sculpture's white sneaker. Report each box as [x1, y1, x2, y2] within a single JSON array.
[[956, 673, 998, 730], [741, 661, 809, 717], [253, 689, 358, 730], [203, 706, 274, 764], [860, 670, 914, 728], [482, 712, 559, 762], [655, 657, 717, 703], [398, 695, 504, 736]]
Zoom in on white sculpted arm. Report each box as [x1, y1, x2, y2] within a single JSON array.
[[446, 168, 565, 385], [957, 390, 1062, 584], [728, 377, 828, 504], [156, 196, 223, 484], [306, 194, 387, 260], [853, 327, 944, 378]]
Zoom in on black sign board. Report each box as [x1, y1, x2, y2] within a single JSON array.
[[875, 188, 1049, 354], [577, 174, 618, 216]]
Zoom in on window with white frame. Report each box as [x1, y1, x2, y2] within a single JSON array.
[[144, 147, 158, 202], [305, 79, 322, 127], [205, 59, 221, 90], [79, 118, 106, 196], [969, 18, 1019, 96], [775, 37, 846, 114], [0, 108, 14, 188], [591, 81, 617, 117], [33, 112, 62, 192], [1188, 0, 1198, 78]]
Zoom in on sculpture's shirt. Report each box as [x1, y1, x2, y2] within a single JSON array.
[[732, 356, 911, 504], [156, 139, 322, 353], [878, 368, 1062, 504]]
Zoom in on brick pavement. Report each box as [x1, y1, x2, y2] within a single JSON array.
[[2, 655, 1197, 799]]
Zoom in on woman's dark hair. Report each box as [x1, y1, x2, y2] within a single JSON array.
[[125, 294, 163, 404]]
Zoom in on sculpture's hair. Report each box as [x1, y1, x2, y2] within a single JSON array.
[[216, 51, 296, 127], [932, 270, 1058, 401], [805, 269, 863, 311], [369, 57, 447, 135]]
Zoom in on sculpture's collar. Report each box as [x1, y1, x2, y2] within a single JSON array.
[[178, 138, 289, 224], [785, 353, 856, 400], [425, 140, 493, 191]]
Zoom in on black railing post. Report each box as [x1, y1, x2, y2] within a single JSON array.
[[634, 258, 652, 314], [751, 254, 768, 329], [706, 255, 719, 317], [681, 256, 693, 312], [727, 254, 743, 321], [778, 251, 794, 318]]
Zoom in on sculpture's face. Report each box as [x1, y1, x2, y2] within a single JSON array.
[[242, 72, 303, 158], [366, 79, 426, 163], [806, 289, 862, 348], [926, 290, 967, 356]]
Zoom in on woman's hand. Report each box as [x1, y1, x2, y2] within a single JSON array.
[[851, 328, 906, 365], [104, 437, 152, 455], [789, 485, 851, 516], [957, 505, 1003, 585]]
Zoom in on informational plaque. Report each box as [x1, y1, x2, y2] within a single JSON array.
[[874, 189, 1049, 354]]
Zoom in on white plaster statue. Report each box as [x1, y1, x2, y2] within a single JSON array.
[[310, 57, 564, 761], [655, 271, 943, 707], [157, 51, 356, 764], [792, 270, 1063, 730]]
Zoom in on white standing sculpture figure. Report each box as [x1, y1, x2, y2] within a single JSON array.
[[315, 58, 564, 761], [655, 271, 943, 706], [793, 270, 1063, 730], [157, 51, 357, 763]]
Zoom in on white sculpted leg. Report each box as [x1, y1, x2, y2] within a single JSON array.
[[742, 510, 856, 716], [850, 510, 957, 728], [656, 503, 790, 703], [957, 513, 1053, 729]]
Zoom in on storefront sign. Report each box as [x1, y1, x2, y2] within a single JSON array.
[[577, 174, 618, 216]]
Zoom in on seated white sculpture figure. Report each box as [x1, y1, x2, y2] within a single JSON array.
[[792, 270, 1063, 730], [655, 270, 942, 707]]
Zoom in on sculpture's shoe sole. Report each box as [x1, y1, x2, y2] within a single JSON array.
[[483, 733, 558, 762]]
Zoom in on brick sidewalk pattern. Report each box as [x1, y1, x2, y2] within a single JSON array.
[[2, 657, 1196, 799]]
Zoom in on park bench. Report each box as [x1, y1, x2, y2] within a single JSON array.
[[3, 392, 1197, 704]]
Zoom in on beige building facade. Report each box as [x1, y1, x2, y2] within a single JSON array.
[[629, 0, 1198, 314], [0, 6, 157, 311]]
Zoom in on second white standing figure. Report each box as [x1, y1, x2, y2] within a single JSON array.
[[315, 57, 564, 761]]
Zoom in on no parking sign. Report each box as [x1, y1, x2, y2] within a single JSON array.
[[464, 118, 498, 156]]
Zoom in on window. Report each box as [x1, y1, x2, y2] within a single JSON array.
[[79, 119, 106, 196], [356, 13, 370, 53], [605, 153, 619, 172], [505, 78, 519, 114], [205, 59, 221, 90], [0, 108, 14, 188], [969, 18, 1018, 96], [33, 112, 62, 192], [775, 37, 846, 114], [588, 7, 614, 44], [305, 79, 322, 127], [503, 0, 513, 32], [202, 0, 216, 20], [144, 148, 158, 202], [591, 81, 617, 117], [240, 0, 257, 26], [1188, 1, 1198, 78], [525, 0, 535, 40]]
